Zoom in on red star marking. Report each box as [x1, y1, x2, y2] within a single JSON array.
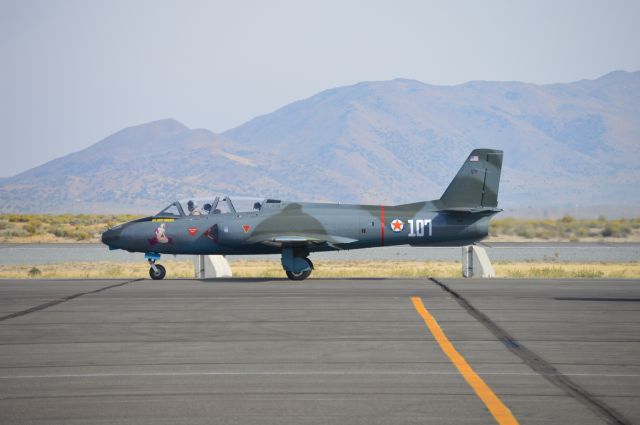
[[242, 225, 251, 233], [392, 220, 403, 231]]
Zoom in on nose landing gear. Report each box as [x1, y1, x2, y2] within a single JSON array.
[[145, 252, 166, 280]]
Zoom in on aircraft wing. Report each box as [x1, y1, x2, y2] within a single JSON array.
[[245, 234, 358, 249]]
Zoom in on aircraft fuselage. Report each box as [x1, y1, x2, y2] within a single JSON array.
[[101, 148, 503, 280], [103, 200, 494, 255]]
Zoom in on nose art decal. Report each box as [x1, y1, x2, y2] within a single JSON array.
[[148, 223, 173, 245]]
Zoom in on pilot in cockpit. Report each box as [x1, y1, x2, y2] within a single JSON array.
[[187, 200, 201, 216]]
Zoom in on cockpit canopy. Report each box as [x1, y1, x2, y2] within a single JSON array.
[[156, 196, 281, 217]]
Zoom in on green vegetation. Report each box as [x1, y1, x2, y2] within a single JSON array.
[[27, 266, 42, 277], [489, 215, 640, 241], [0, 214, 639, 243], [0, 214, 142, 242]]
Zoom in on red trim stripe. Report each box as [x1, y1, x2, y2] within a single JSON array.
[[380, 205, 385, 246]]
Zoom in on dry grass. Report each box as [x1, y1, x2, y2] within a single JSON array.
[[493, 262, 640, 279], [0, 261, 195, 280], [1, 260, 638, 279], [226, 260, 464, 278], [224, 260, 640, 279]]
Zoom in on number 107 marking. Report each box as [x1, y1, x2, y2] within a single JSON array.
[[408, 219, 432, 237]]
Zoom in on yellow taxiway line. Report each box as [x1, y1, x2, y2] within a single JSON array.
[[411, 296, 519, 425]]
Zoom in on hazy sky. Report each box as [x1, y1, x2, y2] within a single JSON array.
[[1, 0, 639, 177]]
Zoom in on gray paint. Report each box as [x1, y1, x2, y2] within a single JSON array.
[[102, 149, 503, 279]]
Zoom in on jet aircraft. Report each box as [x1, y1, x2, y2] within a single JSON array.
[[101, 149, 503, 280]]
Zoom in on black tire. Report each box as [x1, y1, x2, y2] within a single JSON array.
[[149, 264, 166, 280], [304, 258, 314, 270], [286, 269, 311, 281]]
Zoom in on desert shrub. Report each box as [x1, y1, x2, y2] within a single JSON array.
[[51, 228, 69, 238], [529, 267, 567, 278], [630, 218, 640, 229], [0, 228, 29, 238], [25, 220, 43, 235], [588, 228, 601, 237], [560, 214, 575, 223], [516, 224, 535, 238], [28, 267, 42, 277], [7, 214, 30, 223], [534, 228, 554, 239], [573, 269, 605, 278], [575, 228, 589, 238], [49, 227, 91, 240], [75, 231, 91, 241], [602, 223, 631, 237], [49, 214, 73, 225]]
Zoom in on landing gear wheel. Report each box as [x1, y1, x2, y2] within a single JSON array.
[[149, 264, 166, 280], [304, 258, 314, 270], [286, 269, 312, 281]]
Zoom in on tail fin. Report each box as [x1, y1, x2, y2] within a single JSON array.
[[439, 149, 503, 208]]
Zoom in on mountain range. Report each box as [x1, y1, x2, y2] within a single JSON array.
[[1, 70, 639, 215]]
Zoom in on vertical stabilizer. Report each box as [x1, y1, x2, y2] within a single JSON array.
[[439, 149, 503, 208]]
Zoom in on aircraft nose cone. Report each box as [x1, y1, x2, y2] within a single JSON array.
[[101, 226, 122, 247]]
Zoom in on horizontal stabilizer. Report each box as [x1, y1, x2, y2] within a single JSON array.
[[440, 207, 503, 214]]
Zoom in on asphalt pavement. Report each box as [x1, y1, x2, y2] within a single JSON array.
[[0, 277, 638, 424]]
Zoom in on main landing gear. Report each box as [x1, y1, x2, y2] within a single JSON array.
[[281, 247, 314, 281], [145, 252, 166, 280]]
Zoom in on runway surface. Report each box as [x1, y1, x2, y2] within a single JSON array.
[[2, 242, 639, 264], [0, 277, 639, 424]]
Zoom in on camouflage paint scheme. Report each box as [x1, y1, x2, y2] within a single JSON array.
[[102, 149, 503, 280]]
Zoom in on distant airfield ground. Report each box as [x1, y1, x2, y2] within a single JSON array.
[[1, 260, 639, 279], [1, 214, 640, 243]]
